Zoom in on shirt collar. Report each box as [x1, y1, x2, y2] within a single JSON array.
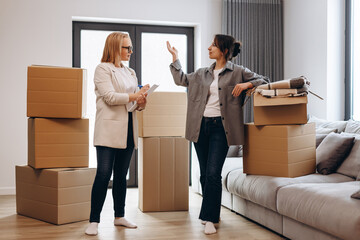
[[206, 61, 235, 74]]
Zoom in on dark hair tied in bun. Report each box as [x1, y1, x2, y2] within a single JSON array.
[[232, 42, 242, 58]]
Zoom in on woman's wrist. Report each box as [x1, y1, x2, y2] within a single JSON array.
[[247, 82, 254, 89], [128, 93, 139, 102]]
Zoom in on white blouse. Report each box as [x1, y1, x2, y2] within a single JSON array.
[[113, 66, 137, 111], [203, 68, 222, 117]]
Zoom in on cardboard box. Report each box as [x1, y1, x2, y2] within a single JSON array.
[[243, 123, 316, 177], [137, 92, 187, 137], [138, 137, 189, 212], [28, 118, 89, 169], [16, 165, 96, 225], [27, 65, 87, 118], [253, 92, 308, 125]]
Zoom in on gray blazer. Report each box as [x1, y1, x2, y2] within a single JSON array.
[[169, 59, 269, 146]]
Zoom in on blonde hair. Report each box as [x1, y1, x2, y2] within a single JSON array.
[[101, 32, 129, 65]]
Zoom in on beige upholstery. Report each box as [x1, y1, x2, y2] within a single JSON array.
[[227, 170, 353, 211], [283, 216, 342, 240], [221, 157, 243, 190], [232, 195, 283, 234], [277, 181, 360, 240], [221, 190, 232, 209]]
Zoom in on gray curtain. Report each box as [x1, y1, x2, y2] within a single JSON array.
[[222, 0, 283, 123]]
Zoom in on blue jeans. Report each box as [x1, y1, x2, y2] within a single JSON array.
[[194, 116, 229, 223], [89, 113, 134, 223]]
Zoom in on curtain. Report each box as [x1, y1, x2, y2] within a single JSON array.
[[222, 0, 283, 122]]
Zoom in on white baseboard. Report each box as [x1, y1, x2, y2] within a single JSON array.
[[0, 187, 15, 195]]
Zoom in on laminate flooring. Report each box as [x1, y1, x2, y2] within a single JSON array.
[[0, 188, 286, 240]]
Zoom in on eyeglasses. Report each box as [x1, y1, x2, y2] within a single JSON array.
[[122, 46, 133, 52]]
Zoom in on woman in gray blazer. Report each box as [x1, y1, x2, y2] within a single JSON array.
[[167, 34, 269, 235], [85, 32, 149, 236]]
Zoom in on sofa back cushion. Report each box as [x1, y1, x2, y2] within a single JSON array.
[[227, 145, 243, 158], [337, 138, 360, 179], [316, 132, 355, 175], [316, 134, 328, 148], [336, 132, 360, 179], [316, 127, 337, 134], [345, 120, 360, 134], [308, 115, 348, 132]]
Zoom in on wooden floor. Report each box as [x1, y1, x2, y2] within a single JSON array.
[[0, 188, 285, 240]]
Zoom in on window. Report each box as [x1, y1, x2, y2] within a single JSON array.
[[73, 22, 194, 187], [346, 0, 360, 120]]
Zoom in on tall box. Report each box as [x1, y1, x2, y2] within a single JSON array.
[[243, 123, 316, 177], [16, 165, 96, 225], [28, 118, 89, 169], [137, 92, 187, 137], [138, 137, 189, 212], [253, 92, 307, 125], [27, 65, 87, 118]]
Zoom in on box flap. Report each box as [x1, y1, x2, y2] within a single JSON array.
[[253, 92, 307, 107]]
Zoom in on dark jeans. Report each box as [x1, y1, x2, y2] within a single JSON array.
[[194, 116, 229, 223], [89, 113, 134, 223]]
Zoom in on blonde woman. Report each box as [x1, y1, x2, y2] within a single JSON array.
[[85, 32, 149, 236]]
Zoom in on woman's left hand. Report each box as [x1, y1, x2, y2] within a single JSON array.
[[232, 82, 253, 97]]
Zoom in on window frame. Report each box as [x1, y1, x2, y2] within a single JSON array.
[[72, 21, 194, 187], [345, 0, 353, 120]]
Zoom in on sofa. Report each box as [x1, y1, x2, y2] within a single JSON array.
[[191, 116, 360, 240]]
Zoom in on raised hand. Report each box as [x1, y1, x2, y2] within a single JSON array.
[[166, 41, 178, 62]]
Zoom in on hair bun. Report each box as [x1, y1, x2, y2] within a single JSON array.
[[232, 42, 242, 58]]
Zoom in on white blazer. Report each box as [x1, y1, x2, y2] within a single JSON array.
[[93, 62, 139, 149]]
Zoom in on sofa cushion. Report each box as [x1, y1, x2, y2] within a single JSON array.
[[337, 138, 360, 179], [315, 127, 337, 134], [226, 145, 243, 157], [352, 190, 360, 199], [316, 132, 355, 175], [277, 181, 360, 240], [345, 120, 360, 134], [226, 169, 353, 211], [316, 134, 328, 148], [221, 157, 243, 190], [308, 115, 347, 132]]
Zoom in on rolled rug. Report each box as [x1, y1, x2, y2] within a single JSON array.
[[256, 88, 308, 98], [257, 76, 309, 90]]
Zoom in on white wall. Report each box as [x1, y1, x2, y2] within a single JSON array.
[[0, 0, 222, 195], [0, 0, 346, 195], [283, 0, 345, 120]]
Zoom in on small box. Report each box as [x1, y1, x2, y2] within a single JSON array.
[[243, 123, 316, 177], [16, 165, 96, 225], [28, 118, 89, 169], [253, 92, 307, 125], [138, 137, 189, 212], [27, 65, 87, 118], [137, 92, 187, 137]]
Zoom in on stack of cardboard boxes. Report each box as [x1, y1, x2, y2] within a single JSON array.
[[16, 66, 96, 224], [243, 92, 316, 177], [137, 92, 189, 212]]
